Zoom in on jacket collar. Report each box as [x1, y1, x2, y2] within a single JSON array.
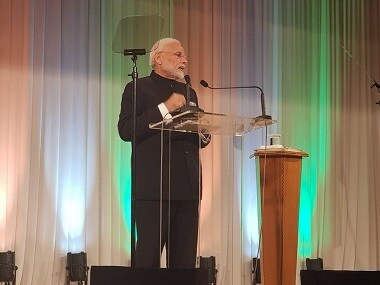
[[150, 71, 177, 85]]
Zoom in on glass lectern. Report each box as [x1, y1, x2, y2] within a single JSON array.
[[149, 110, 276, 136]]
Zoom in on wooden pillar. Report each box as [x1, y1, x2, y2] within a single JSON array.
[[254, 149, 308, 285]]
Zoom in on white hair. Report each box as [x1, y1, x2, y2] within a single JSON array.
[[149, 38, 181, 68]]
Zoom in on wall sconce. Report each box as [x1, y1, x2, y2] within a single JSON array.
[[66, 252, 89, 285], [0, 251, 17, 285]]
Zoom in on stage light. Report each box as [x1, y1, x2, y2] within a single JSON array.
[[0, 251, 17, 284], [306, 257, 323, 270], [66, 252, 89, 285], [252, 258, 261, 285], [199, 256, 217, 285]]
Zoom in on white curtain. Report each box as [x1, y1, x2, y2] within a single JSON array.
[[1, 0, 380, 284]]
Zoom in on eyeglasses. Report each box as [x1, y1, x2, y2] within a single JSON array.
[[160, 51, 187, 59]]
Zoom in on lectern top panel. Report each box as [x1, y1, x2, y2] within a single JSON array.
[[252, 147, 309, 158], [149, 111, 276, 136]]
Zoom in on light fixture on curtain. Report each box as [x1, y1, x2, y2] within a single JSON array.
[[66, 252, 89, 285], [199, 256, 217, 285], [0, 251, 17, 285], [306, 257, 323, 271], [252, 258, 261, 285]]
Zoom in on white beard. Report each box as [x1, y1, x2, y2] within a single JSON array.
[[175, 69, 185, 80], [161, 65, 185, 80]]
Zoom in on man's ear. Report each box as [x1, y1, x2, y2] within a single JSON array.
[[155, 52, 162, 65]]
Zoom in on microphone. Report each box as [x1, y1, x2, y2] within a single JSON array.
[[370, 80, 380, 89], [200, 79, 271, 119], [374, 81, 380, 106], [184, 74, 191, 106], [200, 80, 209, 88], [340, 44, 380, 106], [176, 75, 203, 115], [185, 74, 192, 85]]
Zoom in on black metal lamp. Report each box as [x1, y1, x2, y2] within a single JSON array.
[[199, 256, 217, 285], [0, 251, 17, 285], [252, 258, 261, 285], [306, 257, 323, 270], [66, 252, 89, 285]]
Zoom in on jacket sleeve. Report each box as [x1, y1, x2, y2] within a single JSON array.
[[117, 82, 163, 144]]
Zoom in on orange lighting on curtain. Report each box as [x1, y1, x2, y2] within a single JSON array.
[[0, 0, 31, 248]]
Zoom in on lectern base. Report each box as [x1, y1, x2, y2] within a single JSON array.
[[90, 266, 209, 285]]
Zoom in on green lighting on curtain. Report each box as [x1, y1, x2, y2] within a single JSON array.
[[279, 0, 331, 257]]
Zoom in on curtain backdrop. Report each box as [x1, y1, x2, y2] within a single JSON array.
[[0, 0, 379, 284]]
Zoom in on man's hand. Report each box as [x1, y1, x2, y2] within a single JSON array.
[[164, 93, 186, 112]]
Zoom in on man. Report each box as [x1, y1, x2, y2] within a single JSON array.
[[118, 38, 210, 268]]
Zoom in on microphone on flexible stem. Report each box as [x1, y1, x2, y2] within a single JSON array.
[[200, 79, 272, 120], [185, 74, 191, 105], [340, 44, 380, 106], [373, 80, 380, 106], [178, 75, 203, 114], [370, 80, 380, 90], [370, 80, 380, 107]]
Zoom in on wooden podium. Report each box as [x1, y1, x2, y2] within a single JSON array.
[[254, 148, 308, 285]]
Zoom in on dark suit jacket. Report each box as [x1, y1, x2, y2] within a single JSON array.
[[118, 71, 210, 200]]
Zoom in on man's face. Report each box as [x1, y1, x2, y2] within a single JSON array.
[[155, 42, 187, 80]]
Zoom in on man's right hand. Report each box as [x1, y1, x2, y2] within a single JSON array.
[[164, 93, 186, 112]]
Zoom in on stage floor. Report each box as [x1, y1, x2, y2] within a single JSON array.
[[90, 266, 210, 285], [301, 269, 380, 285]]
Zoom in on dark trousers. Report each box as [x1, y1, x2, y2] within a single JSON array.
[[134, 200, 199, 268]]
